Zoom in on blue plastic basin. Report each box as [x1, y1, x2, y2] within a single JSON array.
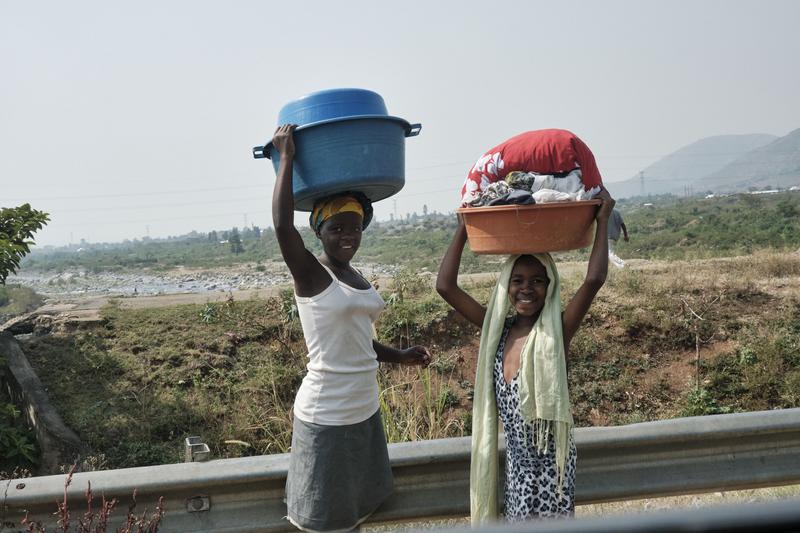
[[277, 88, 388, 126], [253, 88, 421, 211]]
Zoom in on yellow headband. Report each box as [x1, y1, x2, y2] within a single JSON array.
[[311, 196, 364, 231]]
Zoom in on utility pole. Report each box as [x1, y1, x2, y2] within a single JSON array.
[[639, 171, 645, 196]]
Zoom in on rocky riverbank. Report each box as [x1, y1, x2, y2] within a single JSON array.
[[8, 261, 398, 298]]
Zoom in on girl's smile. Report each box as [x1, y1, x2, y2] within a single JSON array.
[[508, 255, 549, 318]]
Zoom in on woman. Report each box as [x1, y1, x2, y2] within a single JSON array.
[[271, 124, 432, 532], [436, 189, 615, 523]]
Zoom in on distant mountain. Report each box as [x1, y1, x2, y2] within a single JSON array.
[[697, 128, 800, 192], [609, 133, 778, 198]]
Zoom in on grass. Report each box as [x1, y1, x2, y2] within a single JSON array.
[[14, 251, 800, 471], [20, 295, 307, 467], [564, 252, 800, 426], [18, 277, 471, 468], [610, 192, 800, 261]]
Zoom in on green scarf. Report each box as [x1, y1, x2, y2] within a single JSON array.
[[470, 253, 574, 524]]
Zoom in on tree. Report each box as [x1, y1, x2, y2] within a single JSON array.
[[1, 204, 49, 284], [229, 228, 244, 254]]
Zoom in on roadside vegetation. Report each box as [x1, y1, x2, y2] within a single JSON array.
[[0, 284, 43, 321], [0, 387, 38, 474], [15, 251, 800, 471], [615, 191, 800, 260]]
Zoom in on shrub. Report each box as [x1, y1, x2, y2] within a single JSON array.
[[681, 387, 730, 417], [1, 391, 38, 471]]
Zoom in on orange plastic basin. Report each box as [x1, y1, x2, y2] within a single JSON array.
[[456, 200, 601, 255]]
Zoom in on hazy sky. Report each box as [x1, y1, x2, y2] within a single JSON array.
[[2, 0, 799, 246]]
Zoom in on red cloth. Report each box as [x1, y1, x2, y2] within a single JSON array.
[[461, 129, 603, 205]]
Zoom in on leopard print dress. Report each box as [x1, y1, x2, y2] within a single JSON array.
[[494, 321, 577, 521]]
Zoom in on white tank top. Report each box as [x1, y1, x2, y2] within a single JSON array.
[[293, 263, 386, 425]]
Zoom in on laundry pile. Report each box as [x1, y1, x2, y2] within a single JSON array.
[[459, 129, 603, 208]]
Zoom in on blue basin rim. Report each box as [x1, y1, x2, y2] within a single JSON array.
[[278, 88, 389, 126], [253, 115, 421, 159]]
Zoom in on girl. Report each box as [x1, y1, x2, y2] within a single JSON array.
[[271, 124, 432, 532], [436, 190, 615, 523]]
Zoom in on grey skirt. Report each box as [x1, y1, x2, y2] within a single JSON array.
[[286, 409, 393, 532]]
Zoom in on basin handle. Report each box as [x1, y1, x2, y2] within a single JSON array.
[[405, 123, 422, 137], [252, 146, 269, 159]]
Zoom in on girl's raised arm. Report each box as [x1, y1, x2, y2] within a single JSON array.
[[271, 124, 328, 296], [436, 216, 486, 327], [562, 189, 615, 348]]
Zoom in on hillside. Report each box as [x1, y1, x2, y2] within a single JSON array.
[[610, 134, 777, 198], [698, 128, 800, 192]]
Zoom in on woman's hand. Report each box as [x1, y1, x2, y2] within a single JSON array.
[[272, 124, 297, 159], [400, 345, 432, 367], [595, 187, 616, 221]]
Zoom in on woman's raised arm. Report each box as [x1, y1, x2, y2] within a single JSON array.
[[562, 189, 614, 348], [271, 125, 327, 295], [436, 216, 486, 327]]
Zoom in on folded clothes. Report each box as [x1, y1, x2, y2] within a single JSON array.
[[486, 188, 535, 206], [532, 189, 573, 203], [467, 171, 600, 207], [532, 185, 601, 203], [471, 181, 510, 206], [506, 170, 585, 194]]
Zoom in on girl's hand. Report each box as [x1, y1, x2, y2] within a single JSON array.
[[272, 124, 297, 159], [595, 187, 616, 221], [401, 346, 432, 367]]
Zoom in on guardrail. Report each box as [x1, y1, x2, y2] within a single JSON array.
[[2, 408, 799, 532]]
